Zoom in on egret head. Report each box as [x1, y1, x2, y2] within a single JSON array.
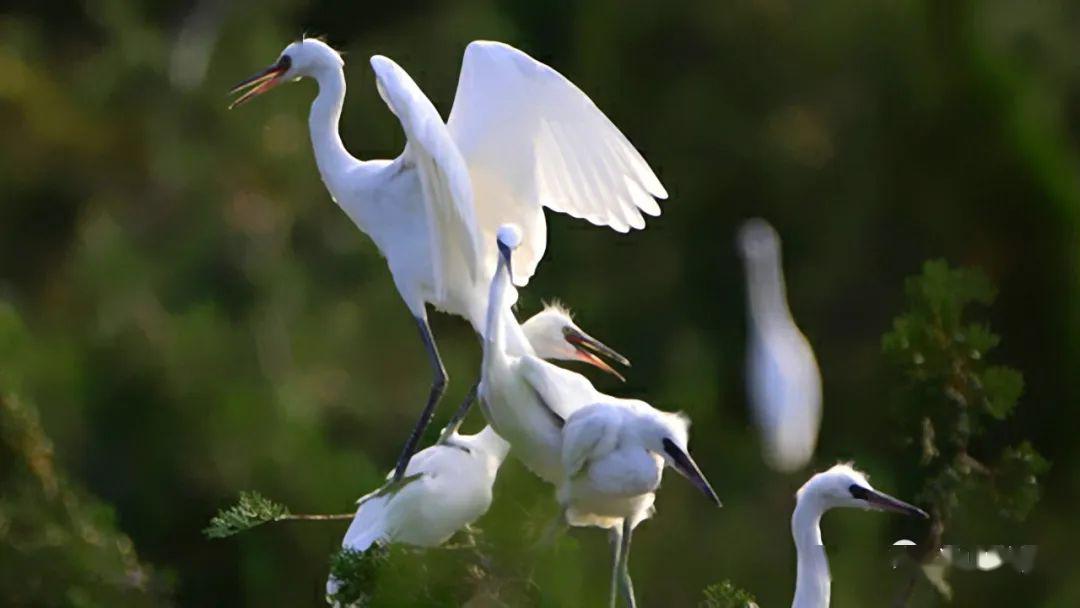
[[496, 224, 522, 276], [229, 38, 344, 109], [736, 217, 781, 262], [640, 408, 721, 507], [797, 463, 928, 518], [521, 302, 630, 380]]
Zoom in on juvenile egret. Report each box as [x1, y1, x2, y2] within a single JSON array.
[[561, 402, 721, 608], [230, 38, 666, 481], [522, 302, 630, 382], [326, 425, 509, 600], [790, 464, 927, 608], [482, 226, 718, 607], [326, 294, 627, 589], [479, 225, 613, 483], [737, 219, 822, 472]]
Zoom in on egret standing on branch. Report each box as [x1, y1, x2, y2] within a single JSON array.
[[737, 219, 822, 473], [789, 464, 927, 608], [229, 37, 667, 481], [483, 226, 719, 607], [561, 402, 720, 608]]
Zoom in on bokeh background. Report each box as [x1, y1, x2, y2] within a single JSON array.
[[2, 0, 1078, 606]]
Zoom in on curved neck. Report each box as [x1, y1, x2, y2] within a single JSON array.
[[308, 65, 357, 185], [484, 256, 513, 353], [744, 250, 791, 329], [792, 498, 830, 608]]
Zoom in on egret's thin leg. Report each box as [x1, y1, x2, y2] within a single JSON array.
[[392, 316, 448, 481], [609, 525, 624, 608], [437, 382, 478, 444], [618, 519, 637, 608], [532, 509, 570, 552]]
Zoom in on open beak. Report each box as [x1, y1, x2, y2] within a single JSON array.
[[865, 489, 929, 519], [229, 56, 291, 109], [564, 327, 630, 382], [662, 438, 721, 507]]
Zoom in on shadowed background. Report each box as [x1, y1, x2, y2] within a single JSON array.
[[1, 0, 1078, 606]]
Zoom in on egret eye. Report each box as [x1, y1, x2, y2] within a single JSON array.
[[848, 484, 870, 500], [279, 55, 292, 70]]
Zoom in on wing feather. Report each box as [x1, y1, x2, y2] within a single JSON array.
[[370, 55, 481, 300], [561, 405, 620, 478], [448, 41, 667, 284]]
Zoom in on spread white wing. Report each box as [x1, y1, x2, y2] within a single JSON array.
[[370, 55, 482, 301], [447, 41, 668, 286]]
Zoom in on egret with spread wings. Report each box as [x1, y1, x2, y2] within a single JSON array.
[[229, 38, 666, 481]]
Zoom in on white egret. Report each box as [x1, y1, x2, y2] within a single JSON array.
[[522, 302, 630, 382], [230, 38, 666, 481], [737, 219, 822, 472], [479, 225, 610, 483], [482, 226, 719, 607], [325, 424, 509, 601], [326, 293, 628, 600], [561, 402, 721, 608], [790, 464, 927, 608]]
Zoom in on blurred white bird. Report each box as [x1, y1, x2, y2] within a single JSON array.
[[230, 38, 666, 481], [737, 219, 822, 472], [791, 464, 927, 608], [561, 402, 720, 608]]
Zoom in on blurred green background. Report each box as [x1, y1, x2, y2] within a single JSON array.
[[1, 0, 1078, 606]]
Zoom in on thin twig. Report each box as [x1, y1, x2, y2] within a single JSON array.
[[282, 513, 355, 521]]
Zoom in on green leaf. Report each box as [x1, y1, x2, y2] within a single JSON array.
[[701, 580, 759, 608], [327, 546, 389, 607], [995, 442, 1050, 521], [981, 366, 1024, 420], [203, 491, 291, 539]]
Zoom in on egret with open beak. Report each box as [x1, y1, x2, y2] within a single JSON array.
[[229, 55, 292, 109]]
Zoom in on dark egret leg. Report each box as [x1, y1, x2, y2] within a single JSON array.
[[532, 508, 570, 552], [437, 382, 478, 444], [618, 519, 637, 608], [609, 525, 624, 608], [392, 316, 448, 481]]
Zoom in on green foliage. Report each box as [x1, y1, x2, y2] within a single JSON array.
[[994, 441, 1050, 521], [203, 492, 292, 539], [325, 530, 538, 608], [327, 546, 390, 607], [883, 261, 1048, 601], [0, 391, 168, 606], [701, 580, 759, 608]]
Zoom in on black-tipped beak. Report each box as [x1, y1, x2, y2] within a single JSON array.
[[228, 55, 292, 109], [563, 326, 630, 381], [497, 240, 514, 279], [864, 489, 929, 519], [663, 438, 721, 507]]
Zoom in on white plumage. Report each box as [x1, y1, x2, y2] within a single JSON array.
[[230, 38, 667, 481], [480, 226, 719, 608], [738, 219, 822, 473], [790, 464, 928, 608], [338, 427, 509, 554]]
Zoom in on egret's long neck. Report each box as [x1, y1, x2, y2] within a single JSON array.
[[791, 498, 830, 608], [744, 249, 791, 330], [308, 65, 358, 187], [484, 256, 512, 353]]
